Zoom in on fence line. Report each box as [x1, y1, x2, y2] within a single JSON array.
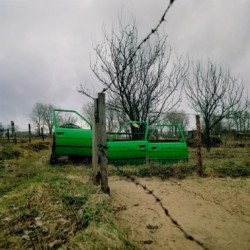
[[0, 121, 51, 144]]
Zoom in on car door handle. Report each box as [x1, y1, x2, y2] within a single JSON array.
[[139, 145, 146, 148], [57, 132, 64, 135], [152, 146, 158, 150]]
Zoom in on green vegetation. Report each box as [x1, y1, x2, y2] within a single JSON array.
[[109, 146, 250, 179], [110, 163, 197, 179], [0, 140, 138, 249], [0, 138, 249, 249], [199, 147, 250, 177]]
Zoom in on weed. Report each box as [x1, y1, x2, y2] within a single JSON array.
[[1, 144, 21, 159], [110, 162, 197, 179], [1, 139, 249, 249], [212, 161, 250, 177], [20, 141, 50, 151]]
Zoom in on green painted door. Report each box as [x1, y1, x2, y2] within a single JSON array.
[[53, 109, 92, 157], [54, 128, 92, 156], [107, 121, 148, 165], [147, 124, 188, 163]]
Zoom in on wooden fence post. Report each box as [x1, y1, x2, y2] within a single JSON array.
[[98, 93, 109, 194], [6, 129, 9, 142], [91, 93, 109, 194], [28, 124, 31, 142], [196, 115, 203, 176], [92, 98, 100, 185], [11, 121, 15, 143]]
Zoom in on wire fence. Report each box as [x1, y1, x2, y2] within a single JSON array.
[[1, 116, 249, 167], [0, 122, 50, 144]]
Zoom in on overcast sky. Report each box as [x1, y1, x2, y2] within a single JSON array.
[[0, 0, 249, 129]]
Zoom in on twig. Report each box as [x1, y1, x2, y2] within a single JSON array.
[[102, 0, 177, 93], [77, 84, 95, 100]]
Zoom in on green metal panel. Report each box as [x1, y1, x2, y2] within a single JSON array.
[[54, 128, 92, 156], [107, 121, 148, 164], [50, 109, 188, 164], [147, 124, 188, 163], [52, 109, 92, 157], [107, 140, 147, 164]]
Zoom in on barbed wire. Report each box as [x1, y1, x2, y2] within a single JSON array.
[[0, 124, 40, 134], [79, 0, 177, 99], [102, 0, 176, 93], [115, 166, 209, 250]]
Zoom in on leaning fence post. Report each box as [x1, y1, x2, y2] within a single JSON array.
[[28, 124, 31, 142], [196, 115, 203, 176], [11, 121, 15, 143]]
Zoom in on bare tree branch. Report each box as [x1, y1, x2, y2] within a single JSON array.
[[185, 59, 247, 151], [77, 83, 96, 100], [91, 17, 188, 127], [102, 0, 177, 93], [79, 0, 177, 101]]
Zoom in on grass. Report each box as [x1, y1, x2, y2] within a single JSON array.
[[0, 140, 138, 249], [198, 147, 250, 177], [109, 162, 198, 179], [109, 145, 250, 179], [0, 139, 249, 249]]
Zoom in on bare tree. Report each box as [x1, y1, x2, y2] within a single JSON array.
[[185, 59, 246, 151], [210, 115, 224, 135], [105, 102, 120, 132], [163, 110, 189, 131], [56, 113, 78, 127], [30, 103, 55, 135], [230, 109, 250, 132], [91, 18, 187, 134], [82, 101, 121, 132], [82, 102, 94, 123], [30, 103, 45, 135], [43, 104, 55, 135]]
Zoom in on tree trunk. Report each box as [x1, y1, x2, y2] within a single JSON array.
[[205, 130, 211, 152]]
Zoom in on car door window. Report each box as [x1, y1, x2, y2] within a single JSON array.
[[149, 125, 183, 142], [108, 122, 146, 141], [54, 110, 91, 129]]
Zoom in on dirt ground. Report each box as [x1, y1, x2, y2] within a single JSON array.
[[109, 176, 250, 250]]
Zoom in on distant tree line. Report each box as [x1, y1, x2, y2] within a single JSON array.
[[29, 103, 55, 135]]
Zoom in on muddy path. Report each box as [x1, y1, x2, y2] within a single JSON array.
[[109, 176, 250, 250]]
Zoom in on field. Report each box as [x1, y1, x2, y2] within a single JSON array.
[[0, 139, 249, 249]]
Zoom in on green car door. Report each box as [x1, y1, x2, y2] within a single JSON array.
[[107, 121, 148, 165], [147, 124, 188, 163], [52, 109, 92, 157]]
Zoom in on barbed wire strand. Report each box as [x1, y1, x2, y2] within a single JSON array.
[[78, 0, 177, 99], [102, 0, 176, 93], [115, 166, 209, 250]]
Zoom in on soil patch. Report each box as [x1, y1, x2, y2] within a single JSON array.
[[109, 176, 250, 250]]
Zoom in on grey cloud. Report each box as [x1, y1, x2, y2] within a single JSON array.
[[0, 0, 249, 127]]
